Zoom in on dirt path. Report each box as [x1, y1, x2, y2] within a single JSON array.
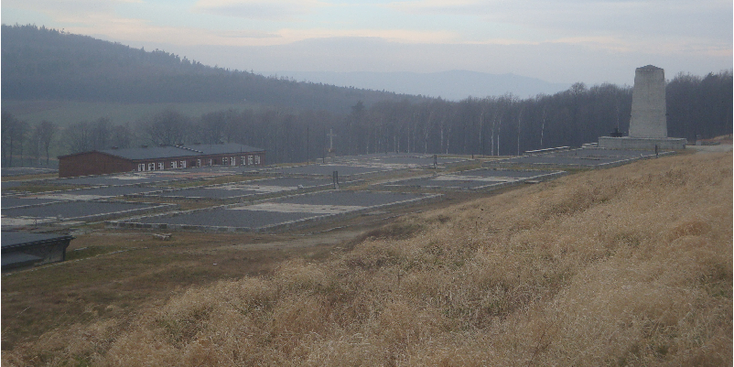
[[213, 229, 367, 252], [688, 144, 733, 153]]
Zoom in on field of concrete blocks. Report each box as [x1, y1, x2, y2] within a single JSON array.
[[1, 149, 661, 232]]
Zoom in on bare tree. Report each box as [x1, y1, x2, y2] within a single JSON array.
[[110, 124, 133, 149], [37, 120, 56, 165], [199, 111, 228, 144], [29, 125, 42, 165], [14, 120, 29, 166], [145, 109, 190, 146], [2, 112, 19, 166], [63, 121, 93, 154], [90, 118, 112, 150]]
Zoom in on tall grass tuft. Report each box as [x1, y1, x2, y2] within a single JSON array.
[[5, 152, 731, 366]]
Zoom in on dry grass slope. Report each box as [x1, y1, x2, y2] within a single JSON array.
[[3, 152, 732, 366]]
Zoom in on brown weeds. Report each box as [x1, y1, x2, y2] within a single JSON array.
[[4, 152, 732, 366]]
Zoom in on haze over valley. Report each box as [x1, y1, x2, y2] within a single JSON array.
[[272, 70, 570, 101]]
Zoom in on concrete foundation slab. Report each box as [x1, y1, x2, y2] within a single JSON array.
[[33, 186, 164, 201], [549, 148, 661, 158], [598, 136, 687, 150], [50, 167, 255, 187], [151, 177, 334, 200], [2, 197, 61, 209], [495, 148, 670, 168], [112, 191, 439, 232], [275, 165, 389, 177], [1, 181, 26, 189], [328, 153, 468, 169], [2, 201, 175, 228], [230, 203, 364, 214], [381, 168, 563, 190], [3, 186, 165, 208], [54, 173, 184, 187]]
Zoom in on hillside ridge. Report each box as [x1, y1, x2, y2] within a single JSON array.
[[2, 151, 730, 365], [278, 70, 570, 101], [1, 24, 427, 113]]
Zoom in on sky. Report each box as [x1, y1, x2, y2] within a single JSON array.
[[2, 0, 732, 86]]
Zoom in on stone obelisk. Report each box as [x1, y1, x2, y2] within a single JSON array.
[[598, 65, 686, 150], [628, 65, 667, 138]]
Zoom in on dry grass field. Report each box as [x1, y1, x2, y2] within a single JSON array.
[[2, 151, 731, 366]]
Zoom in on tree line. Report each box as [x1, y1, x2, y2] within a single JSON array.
[[2, 70, 730, 168], [1, 113, 57, 167]]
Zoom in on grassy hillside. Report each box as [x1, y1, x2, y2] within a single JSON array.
[[2, 151, 731, 366]]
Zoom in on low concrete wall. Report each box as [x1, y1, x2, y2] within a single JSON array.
[[598, 136, 686, 150]]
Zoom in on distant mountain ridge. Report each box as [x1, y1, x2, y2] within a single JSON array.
[[2, 24, 568, 113], [0, 24, 427, 114], [278, 70, 570, 101]]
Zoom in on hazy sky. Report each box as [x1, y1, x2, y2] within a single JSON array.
[[2, 0, 732, 85]]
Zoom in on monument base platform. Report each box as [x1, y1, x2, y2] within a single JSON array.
[[598, 136, 687, 150]]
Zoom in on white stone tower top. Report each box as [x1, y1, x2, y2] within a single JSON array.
[[628, 65, 667, 138]]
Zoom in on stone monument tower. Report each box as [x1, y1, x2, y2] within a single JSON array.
[[598, 65, 686, 150], [628, 65, 667, 138]]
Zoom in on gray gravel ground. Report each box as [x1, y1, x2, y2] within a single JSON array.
[[2, 197, 61, 209], [274, 165, 388, 177], [1, 167, 58, 176], [495, 148, 662, 167], [51, 174, 181, 186], [382, 168, 561, 190], [153, 177, 333, 199], [3, 201, 165, 220], [497, 156, 637, 166], [128, 191, 431, 230]]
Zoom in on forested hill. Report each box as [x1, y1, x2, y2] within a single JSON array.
[[1, 24, 426, 113]]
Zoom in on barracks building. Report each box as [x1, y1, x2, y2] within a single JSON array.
[[58, 143, 265, 178]]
